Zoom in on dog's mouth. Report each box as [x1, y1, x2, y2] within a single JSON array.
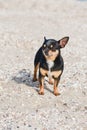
[[43, 50, 53, 57], [43, 50, 59, 60], [45, 53, 53, 57]]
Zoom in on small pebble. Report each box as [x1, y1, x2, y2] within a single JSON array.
[[63, 103, 68, 106], [17, 126, 19, 128], [84, 106, 87, 110], [36, 109, 38, 112], [82, 91, 86, 95], [28, 125, 32, 127], [24, 122, 26, 126]]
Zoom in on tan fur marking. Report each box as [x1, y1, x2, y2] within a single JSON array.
[[40, 68, 48, 76], [51, 70, 62, 78], [40, 68, 62, 78], [44, 50, 59, 61], [49, 78, 54, 85]]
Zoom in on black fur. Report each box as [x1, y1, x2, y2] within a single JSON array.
[[34, 47, 64, 73], [33, 36, 69, 95]]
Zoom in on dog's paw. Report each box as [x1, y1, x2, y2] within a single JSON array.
[[54, 92, 60, 96], [38, 91, 44, 95], [32, 78, 38, 82]]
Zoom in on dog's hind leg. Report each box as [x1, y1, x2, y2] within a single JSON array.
[[33, 63, 40, 82], [33, 47, 42, 82]]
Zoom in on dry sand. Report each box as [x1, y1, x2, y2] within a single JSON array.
[[0, 0, 87, 130]]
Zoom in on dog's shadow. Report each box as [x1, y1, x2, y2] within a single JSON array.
[[12, 69, 53, 94]]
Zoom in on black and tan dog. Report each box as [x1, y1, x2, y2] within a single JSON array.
[[33, 36, 69, 96]]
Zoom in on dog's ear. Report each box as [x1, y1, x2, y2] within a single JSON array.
[[44, 36, 47, 42], [58, 37, 69, 48]]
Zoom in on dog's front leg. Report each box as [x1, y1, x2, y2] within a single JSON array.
[[54, 77, 60, 96]]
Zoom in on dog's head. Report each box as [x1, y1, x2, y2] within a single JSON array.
[[42, 36, 69, 61]]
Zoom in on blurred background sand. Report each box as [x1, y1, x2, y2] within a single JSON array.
[[0, 0, 87, 130]]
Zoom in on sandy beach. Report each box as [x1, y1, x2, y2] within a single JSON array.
[[0, 0, 87, 130]]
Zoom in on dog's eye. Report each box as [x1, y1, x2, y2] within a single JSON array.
[[43, 44, 46, 48], [50, 45, 53, 48]]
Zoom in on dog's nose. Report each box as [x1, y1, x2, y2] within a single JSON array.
[[44, 48, 49, 56]]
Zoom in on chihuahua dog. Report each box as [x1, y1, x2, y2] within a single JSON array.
[[33, 36, 69, 96]]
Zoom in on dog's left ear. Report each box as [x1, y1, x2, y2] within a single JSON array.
[[44, 36, 47, 42], [58, 37, 69, 48]]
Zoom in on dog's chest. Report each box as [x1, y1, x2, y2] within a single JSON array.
[[47, 60, 54, 69], [47, 60, 54, 78]]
